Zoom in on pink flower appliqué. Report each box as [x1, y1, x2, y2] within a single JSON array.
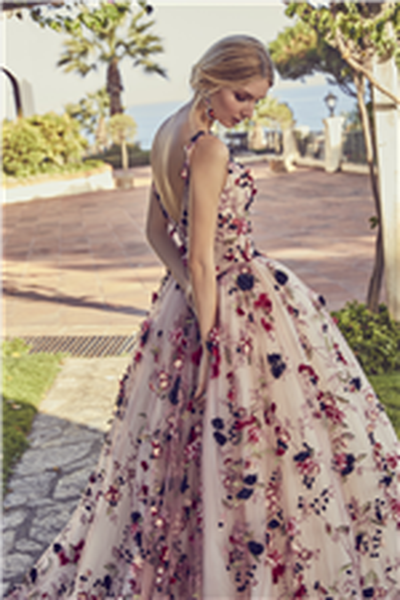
[[169, 327, 186, 347], [231, 217, 248, 235]]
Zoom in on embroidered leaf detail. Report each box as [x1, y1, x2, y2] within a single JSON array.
[[236, 487, 253, 500], [274, 269, 288, 285], [168, 376, 181, 405], [243, 474, 258, 485], [213, 431, 227, 446], [248, 540, 264, 556]]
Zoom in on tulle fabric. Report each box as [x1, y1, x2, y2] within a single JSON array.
[[7, 147, 400, 600]]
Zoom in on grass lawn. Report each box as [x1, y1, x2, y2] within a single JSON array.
[[370, 371, 400, 438], [2, 339, 64, 488]]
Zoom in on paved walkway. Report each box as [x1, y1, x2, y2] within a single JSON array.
[[2, 356, 131, 594], [3, 162, 381, 338], [2, 162, 382, 594]]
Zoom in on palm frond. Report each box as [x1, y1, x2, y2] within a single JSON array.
[[133, 58, 167, 78]]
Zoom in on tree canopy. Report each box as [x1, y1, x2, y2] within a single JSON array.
[[269, 19, 355, 97], [0, 0, 153, 19], [284, 2, 400, 104], [31, 0, 166, 115], [65, 87, 109, 136], [253, 96, 294, 131]]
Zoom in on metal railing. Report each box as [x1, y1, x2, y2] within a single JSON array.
[[295, 129, 366, 164], [342, 130, 367, 164], [224, 128, 367, 165]]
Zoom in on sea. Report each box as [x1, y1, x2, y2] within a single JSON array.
[[127, 82, 356, 150]]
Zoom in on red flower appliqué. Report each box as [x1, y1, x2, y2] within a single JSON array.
[[298, 364, 319, 385], [254, 292, 272, 314]]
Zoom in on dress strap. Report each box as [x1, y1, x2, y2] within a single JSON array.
[[151, 181, 169, 220], [181, 130, 208, 180], [189, 130, 206, 144]]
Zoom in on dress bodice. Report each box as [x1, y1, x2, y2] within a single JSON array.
[[159, 132, 258, 278]]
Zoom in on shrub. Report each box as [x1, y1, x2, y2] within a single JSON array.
[[331, 301, 400, 376], [89, 142, 150, 169], [2, 112, 88, 179], [369, 373, 400, 437]]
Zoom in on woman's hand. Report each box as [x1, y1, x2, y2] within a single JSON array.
[[193, 344, 210, 400]]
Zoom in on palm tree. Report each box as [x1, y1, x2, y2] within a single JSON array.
[[65, 87, 110, 152], [56, 0, 166, 116]]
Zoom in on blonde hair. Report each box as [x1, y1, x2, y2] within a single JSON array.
[[190, 35, 274, 104], [152, 35, 274, 222]]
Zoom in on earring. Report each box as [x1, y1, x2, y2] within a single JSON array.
[[205, 97, 216, 121], [207, 105, 216, 120]]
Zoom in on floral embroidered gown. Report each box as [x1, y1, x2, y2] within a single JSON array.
[[8, 132, 400, 600]]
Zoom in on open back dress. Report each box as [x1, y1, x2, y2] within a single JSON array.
[[8, 132, 400, 599]]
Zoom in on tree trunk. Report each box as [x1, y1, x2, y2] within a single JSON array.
[[107, 58, 124, 117], [95, 115, 108, 153], [354, 72, 384, 312], [121, 140, 128, 170]]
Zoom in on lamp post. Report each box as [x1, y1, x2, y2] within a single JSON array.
[[324, 91, 337, 118], [323, 91, 343, 173]]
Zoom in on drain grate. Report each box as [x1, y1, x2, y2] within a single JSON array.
[[19, 335, 137, 358]]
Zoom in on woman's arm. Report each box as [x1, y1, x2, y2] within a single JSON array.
[[188, 134, 229, 349], [146, 185, 188, 292]]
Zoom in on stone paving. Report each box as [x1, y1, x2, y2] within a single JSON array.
[[3, 356, 130, 595], [2, 162, 383, 594]]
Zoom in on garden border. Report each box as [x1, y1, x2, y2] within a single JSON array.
[[2, 164, 115, 204]]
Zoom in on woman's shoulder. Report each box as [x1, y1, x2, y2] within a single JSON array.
[[190, 132, 230, 166], [151, 116, 173, 157]]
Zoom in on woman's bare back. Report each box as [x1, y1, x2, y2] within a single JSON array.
[[151, 103, 195, 221]]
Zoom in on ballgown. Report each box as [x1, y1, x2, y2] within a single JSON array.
[[7, 132, 400, 600]]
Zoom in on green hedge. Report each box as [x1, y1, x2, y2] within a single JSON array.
[[369, 373, 400, 437], [2, 112, 89, 179], [332, 301, 400, 376], [89, 143, 150, 169]]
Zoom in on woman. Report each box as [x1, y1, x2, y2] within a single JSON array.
[[7, 35, 400, 599]]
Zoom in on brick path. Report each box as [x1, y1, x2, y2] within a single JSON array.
[[3, 162, 380, 339]]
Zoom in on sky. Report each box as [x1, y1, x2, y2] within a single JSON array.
[[2, 1, 333, 117], [1, 0, 357, 149]]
